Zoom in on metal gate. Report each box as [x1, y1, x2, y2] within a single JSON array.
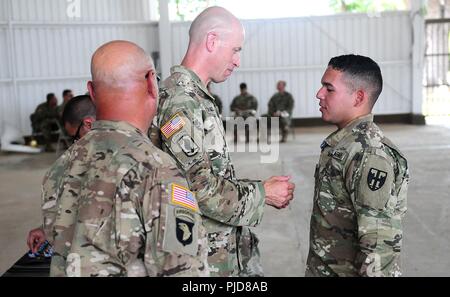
[[424, 19, 450, 116]]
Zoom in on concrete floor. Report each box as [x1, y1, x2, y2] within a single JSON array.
[[1, 123, 450, 276]]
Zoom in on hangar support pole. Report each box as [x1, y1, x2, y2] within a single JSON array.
[[158, 0, 172, 81], [411, 0, 427, 124]]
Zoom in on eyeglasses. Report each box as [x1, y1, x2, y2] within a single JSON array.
[[71, 121, 84, 143]]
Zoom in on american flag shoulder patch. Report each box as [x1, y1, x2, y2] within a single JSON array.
[[161, 113, 185, 138], [171, 183, 198, 212]]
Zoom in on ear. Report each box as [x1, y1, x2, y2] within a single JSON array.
[[82, 116, 95, 131], [206, 32, 218, 53], [146, 71, 158, 101], [87, 81, 96, 102], [354, 89, 366, 107]]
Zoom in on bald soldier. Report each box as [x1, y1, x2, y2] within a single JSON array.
[[306, 55, 409, 277], [155, 7, 295, 276], [46, 41, 209, 277]]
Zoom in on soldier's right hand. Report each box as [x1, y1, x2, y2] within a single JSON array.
[[263, 176, 295, 209], [27, 227, 46, 253]]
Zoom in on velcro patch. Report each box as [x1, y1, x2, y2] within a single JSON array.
[[171, 183, 199, 212], [161, 113, 185, 139], [177, 135, 199, 157], [358, 155, 394, 210]]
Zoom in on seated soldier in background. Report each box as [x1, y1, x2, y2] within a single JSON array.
[[44, 40, 209, 277], [230, 83, 258, 142], [268, 80, 294, 143], [57, 89, 74, 118], [30, 93, 60, 151], [230, 82, 258, 118], [27, 95, 96, 255]]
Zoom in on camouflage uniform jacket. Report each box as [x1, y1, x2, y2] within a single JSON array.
[[306, 114, 409, 277], [34, 102, 59, 122], [45, 120, 209, 277], [41, 149, 71, 241], [156, 66, 266, 276], [211, 93, 223, 115], [268, 92, 294, 117], [230, 93, 258, 114]]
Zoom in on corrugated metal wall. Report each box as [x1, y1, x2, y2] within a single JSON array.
[[172, 12, 413, 118], [0, 2, 414, 135], [0, 0, 157, 135]]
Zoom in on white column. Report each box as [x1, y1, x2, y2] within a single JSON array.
[[158, 0, 172, 80], [410, 0, 426, 123], [6, 0, 21, 132]]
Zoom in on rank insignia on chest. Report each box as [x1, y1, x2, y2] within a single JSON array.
[[161, 114, 185, 138], [367, 168, 388, 191]]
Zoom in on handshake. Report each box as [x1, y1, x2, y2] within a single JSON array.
[[263, 176, 295, 209]]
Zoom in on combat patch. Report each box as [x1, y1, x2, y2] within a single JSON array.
[[170, 183, 199, 212], [175, 208, 195, 246], [162, 205, 199, 256], [161, 113, 185, 138]]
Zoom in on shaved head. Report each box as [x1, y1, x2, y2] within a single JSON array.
[[87, 40, 159, 133], [189, 6, 244, 46], [91, 40, 153, 90], [183, 6, 245, 84]]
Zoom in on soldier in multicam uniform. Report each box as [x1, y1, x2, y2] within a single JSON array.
[[230, 82, 258, 118], [30, 93, 60, 151], [155, 6, 295, 277], [27, 95, 96, 253], [267, 81, 294, 143], [42, 41, 209, 277], [306, 54, 409, 277]]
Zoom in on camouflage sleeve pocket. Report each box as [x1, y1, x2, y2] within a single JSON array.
[[357, 154, 395, 210], [159, 183, 202, 256], [160, 112, 204, 171]]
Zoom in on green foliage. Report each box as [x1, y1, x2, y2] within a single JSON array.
[[173, 0, 215, 21], [329, 0, 407, 13]]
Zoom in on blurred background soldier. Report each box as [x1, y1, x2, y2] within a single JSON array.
[[231, 82, 258, 118], [57, 89, 74, 118], [29, 93, 60, 151], [230, 82, 258, 142], [268, 80, 294, 143]]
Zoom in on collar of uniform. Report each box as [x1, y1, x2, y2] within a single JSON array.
[[92, 120, 145, 136], [323, 114, 374, 148], [170, 65, 215, 101]]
